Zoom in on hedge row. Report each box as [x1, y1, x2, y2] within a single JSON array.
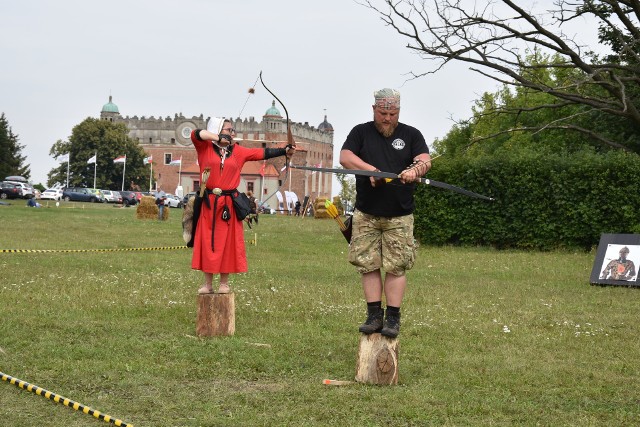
[[414, 150, 640, 250]]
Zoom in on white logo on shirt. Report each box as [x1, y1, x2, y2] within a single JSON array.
[[391, 139, 405, 150]]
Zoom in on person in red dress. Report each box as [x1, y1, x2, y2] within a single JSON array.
[[191, 117, 295, 294]]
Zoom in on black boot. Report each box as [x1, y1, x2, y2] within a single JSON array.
[[381, 310, 401, 338], [358, 305, 384, 334]]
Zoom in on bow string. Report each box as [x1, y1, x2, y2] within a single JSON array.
[[257, 71, 296, 209]]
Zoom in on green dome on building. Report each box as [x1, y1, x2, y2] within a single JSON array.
[[102, 95, 119, 113], [264, 100, 281, 117]]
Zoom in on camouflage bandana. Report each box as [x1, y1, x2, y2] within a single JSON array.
[[374, 88, 400, 110]]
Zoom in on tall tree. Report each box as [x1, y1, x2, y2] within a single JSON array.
[[362, 0, 640, 152], [335, 168, 356, 211], [0, 113, 31, 180], [48, 118, 149, 189]]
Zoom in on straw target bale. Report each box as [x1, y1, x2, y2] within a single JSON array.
[[136, 196, 168, 220], [314, 197, 331, 219]]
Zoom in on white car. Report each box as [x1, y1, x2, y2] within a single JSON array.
[[102, 190, 122, 203], [40, 188, 63, 200], [164, 194, 183, 208]]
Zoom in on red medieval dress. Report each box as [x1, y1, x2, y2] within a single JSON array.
[[191, 131, 265, 274]]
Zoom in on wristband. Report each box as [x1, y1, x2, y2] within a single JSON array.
[[264, 147, 287, 159]]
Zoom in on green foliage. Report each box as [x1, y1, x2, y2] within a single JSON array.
[[1, 204, 640, 425], [334, 167, 356, 210], [47, 118, 149, 189], [435, 50, 640, 158], [415, 150, 640, 250], [0, 113, 30, 180]]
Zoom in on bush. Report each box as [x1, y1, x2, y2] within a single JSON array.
[[415, 150, 640, 250]]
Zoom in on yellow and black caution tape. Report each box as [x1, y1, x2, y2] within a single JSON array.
[[0, 246, 188, 254], [1, 371, 133, 426]]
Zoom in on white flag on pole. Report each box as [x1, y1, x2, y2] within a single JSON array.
[[87, 154, 97, 164], [58, 153, 69, 163]]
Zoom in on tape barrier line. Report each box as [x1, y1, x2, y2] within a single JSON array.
[[1, 371, 133, 426], [0, 246, 188, 254]]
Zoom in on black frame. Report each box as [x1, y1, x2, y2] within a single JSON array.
[[590, 233, 640, 287]]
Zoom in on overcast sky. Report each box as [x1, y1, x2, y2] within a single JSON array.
[[1, 0, 596, 195]]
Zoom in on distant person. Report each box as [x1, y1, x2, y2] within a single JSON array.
[[155, 193, 167, 220], [26, 198, 41, 208], [340, 88, 431, 338], [600, 246, 637, 281], [190, 117, 295, 294], [246, 191, 258, 225], [294, 200, 301, 216]]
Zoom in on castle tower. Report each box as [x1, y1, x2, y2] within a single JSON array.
[[100, 96, 120, 122]]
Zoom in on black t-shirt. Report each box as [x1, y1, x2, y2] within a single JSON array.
[[341, 122, 429, 217]]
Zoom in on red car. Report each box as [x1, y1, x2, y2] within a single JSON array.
[[0, 182, 22, 199]]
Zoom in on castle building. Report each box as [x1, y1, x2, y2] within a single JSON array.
[[100, 96, 334, 210]]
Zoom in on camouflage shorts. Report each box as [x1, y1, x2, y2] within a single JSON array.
[[348, 210, 416, 276]]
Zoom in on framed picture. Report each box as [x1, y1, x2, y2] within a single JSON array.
[[590, 233, 640, 287]]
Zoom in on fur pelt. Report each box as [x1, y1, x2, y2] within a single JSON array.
[[182, 195, 196, 245]]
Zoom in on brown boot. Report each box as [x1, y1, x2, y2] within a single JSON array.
[[381, 311, 401, 338], [358, 306, 384, 334]]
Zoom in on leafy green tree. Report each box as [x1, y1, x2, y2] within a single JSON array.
[[0, 113, 30, 180], [48, 118, 149, 189], [363, 0, 640, 152], [334, 166, 356, 212], [435, 51, 635, 159]]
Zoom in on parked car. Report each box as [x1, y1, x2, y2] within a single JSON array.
[[62, 187, 102, 203], [4, 176, 34, 199], [0, 182, 22, 199], [101, 190, 123, 204], [88, 189, 105, 203], [164, 194, 183, 208], [40, 188, 63, 201], [182, 191, 197, 207], [119, 190, 138, 206]]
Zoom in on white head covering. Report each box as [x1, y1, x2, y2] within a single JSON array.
[[207, 117, 225, 134], [374, 88, 401, 110]]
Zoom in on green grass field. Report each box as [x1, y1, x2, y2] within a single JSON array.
[[1, 200, 639, 426]]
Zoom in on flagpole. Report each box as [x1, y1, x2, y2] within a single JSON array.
[[121, 155, 127, 191], [149, 161, 153, 191], [93, 152, 97, 189], [66, 158, 69, 188], [259, 161, 265, 204], [178, 157, 182, 185]]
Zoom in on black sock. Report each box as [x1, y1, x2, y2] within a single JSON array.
[[367, 301, 382, 309], [386, 305, 400, 315]]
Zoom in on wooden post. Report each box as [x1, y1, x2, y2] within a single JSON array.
[[355, 333, 399, 385], [196, 293, 235, 337]]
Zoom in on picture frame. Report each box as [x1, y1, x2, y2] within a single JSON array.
[[590, 233, 640, 287]]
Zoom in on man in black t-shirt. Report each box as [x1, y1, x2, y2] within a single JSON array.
[[340, 88, 431, 338]]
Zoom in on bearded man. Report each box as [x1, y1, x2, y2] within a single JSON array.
[[339, 88, 431, 338]]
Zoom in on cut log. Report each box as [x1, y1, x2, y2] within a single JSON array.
[[355, 333, 399, 385], [196, 293, 235, 337]]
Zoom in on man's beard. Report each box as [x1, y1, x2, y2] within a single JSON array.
[[374, 121, 397, 138]]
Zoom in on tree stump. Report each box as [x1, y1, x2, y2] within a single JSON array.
[[355, 333, 399, 385], [196, 293, 235, 337]]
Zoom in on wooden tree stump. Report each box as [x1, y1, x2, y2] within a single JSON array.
[[355, 333, 399, 385], [196, 293, 235, 337]]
